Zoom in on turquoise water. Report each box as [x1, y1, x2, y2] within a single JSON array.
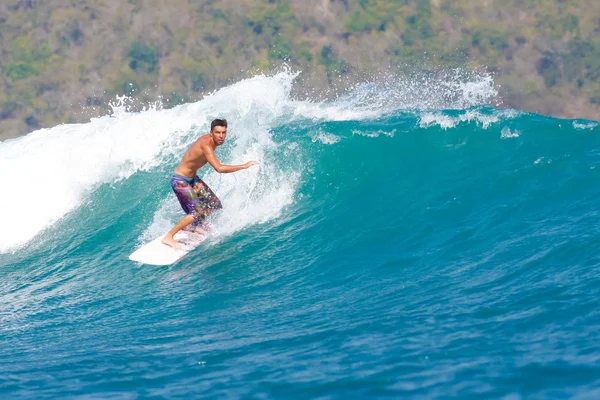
[[1, 72, 600, 398]]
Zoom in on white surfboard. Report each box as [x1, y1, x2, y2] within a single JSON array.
[[129, 230, 208, 266]]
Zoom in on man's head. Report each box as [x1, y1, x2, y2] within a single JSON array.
[[210, 118, 227, 146]]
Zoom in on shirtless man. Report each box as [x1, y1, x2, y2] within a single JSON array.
[[162, 118, 258, 248]]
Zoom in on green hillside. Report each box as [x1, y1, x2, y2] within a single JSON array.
[[1, 0, 599, 139]]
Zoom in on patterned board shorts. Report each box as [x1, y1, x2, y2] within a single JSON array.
[[170, 173, 222, 222]]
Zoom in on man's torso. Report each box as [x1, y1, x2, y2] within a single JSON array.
[[174, 134, 214, 177]]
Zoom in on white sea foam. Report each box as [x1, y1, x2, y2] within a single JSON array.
[[500, 127, 520, 138], [293, 69, 498, 122], [309, 130, 342, 145], [572, 121, 598, 130], [419, 113, 460, 129], [351, 129, 396, 138], [419, 109, 518, 130]]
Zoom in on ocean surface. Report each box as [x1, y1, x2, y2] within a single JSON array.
[[1, 71, 600, 398]]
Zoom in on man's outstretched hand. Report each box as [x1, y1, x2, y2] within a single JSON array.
[[244, 161, 259, 168]]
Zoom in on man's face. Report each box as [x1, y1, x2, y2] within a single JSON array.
[[211, 126, 227, 146]]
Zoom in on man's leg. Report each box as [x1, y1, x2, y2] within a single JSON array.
[[162, 214, 195, 249], [193, 178, 222, 227], [183, 209, 211, 233], [164, 175, 205, 248]]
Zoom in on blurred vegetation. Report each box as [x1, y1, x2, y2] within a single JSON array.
[[1, 0, 600, 139]]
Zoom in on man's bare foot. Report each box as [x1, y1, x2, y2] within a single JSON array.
[[161, 236, 180, 249]]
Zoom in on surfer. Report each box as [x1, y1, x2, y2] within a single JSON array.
[[162, 118, 258, 249]]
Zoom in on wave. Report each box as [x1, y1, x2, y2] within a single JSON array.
[[0, 68, 499, 253]]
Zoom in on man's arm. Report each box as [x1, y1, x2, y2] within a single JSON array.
[[203, 145, 258, 173]]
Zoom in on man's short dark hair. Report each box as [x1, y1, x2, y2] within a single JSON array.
[[211, 118, 227, 131]]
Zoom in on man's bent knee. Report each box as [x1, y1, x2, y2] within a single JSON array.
[[191, 209, 209, 222]]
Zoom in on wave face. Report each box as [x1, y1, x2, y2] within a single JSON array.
[[1, 71, 600, 398]]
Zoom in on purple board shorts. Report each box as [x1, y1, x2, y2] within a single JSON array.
[[170, 174, 222, 222]]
